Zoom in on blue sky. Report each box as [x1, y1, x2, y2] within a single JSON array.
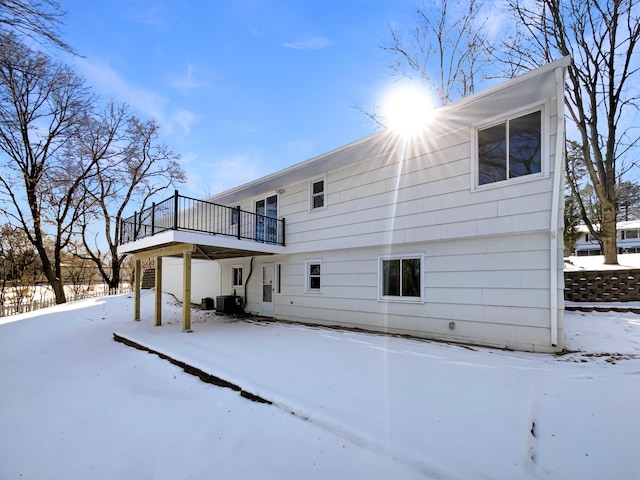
[[58, 0, 421, 198]]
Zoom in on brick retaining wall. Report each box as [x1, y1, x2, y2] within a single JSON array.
[[564, 269, 640, 302]]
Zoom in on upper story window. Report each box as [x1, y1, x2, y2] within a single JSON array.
[[231, 205, 240, 226], [477, 109, 542, 186], [623, 229, 639, 240], [309, 176, 326, 211]]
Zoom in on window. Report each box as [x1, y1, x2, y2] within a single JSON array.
[[305, 259, 322, 293], [231, 205, 240, 226], [477, 110, 542, 186], [232, 266, 243, 287], [623, 230, 639, 240], [379, 255, 423, 301], [310, 176, 326, 210]]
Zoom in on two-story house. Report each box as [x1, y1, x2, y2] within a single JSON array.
[[118, 56, 570, 353], [573, 220, 640, 256]]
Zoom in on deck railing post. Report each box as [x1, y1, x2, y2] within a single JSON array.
[[173, 190, 179, 230], [236, 206, 241, 240], [133, 211, 138, 240], [151, 202, 156, 236]]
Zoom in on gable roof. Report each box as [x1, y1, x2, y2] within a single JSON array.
[[209, 56, 571, 206]]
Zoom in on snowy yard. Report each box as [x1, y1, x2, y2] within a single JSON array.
[[1, 291, 639, 479]]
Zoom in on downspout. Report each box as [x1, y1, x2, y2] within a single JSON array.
[[549, 65, 566, 347], [242, 257, 255, 310]]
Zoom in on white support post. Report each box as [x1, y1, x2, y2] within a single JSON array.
[[134, 258, 141, 321], [154, 256, 162, 326]]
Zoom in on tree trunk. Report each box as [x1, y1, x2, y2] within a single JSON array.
[[108, 259, 120, 290], [49, 276, 67, 304], [600, 199, 618, 265], [40, 259, 66, 304]]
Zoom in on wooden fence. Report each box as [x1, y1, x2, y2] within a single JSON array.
[[0, 286, 132, 318], [564, 269, 640, 302]]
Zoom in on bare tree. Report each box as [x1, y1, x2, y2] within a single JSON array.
[[75, 102, 184, 290], [0, 34, 94, 303], [354, 0, 492, 128], [564, 141, 587, 254], [0, 223, 41, 308], [385, 0, 490, 105], [616, 180, 640, 221], [499, 0, 640, 264], [0, 0, 73, 52]]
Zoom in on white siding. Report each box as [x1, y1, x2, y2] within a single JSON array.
[[277, 110, 557, 257], [209, 59, 568, 353], [223, 228, 563, 352], [162, 258, 221, 303]]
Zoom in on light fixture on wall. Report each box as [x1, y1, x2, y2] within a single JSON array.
[[276, 188, 285, 194]]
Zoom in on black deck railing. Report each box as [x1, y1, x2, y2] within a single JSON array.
[[120, 190, 285, 247]]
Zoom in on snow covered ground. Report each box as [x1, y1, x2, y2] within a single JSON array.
[[565, 252, 640, 271], [1, 292, 639, 479]]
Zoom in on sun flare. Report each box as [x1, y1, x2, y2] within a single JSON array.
[[380, 81, 436, 135]]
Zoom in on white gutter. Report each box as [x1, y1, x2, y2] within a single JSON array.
[[549, 63, 568, 347]]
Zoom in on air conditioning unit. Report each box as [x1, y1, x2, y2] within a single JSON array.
[[201, 297, 215, 310], [216, 295, 242, 314]]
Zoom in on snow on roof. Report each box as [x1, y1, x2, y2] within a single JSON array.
[[576, 220, 640, 232]]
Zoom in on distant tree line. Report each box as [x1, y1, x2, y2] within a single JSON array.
[[0, 1, 185, 305]]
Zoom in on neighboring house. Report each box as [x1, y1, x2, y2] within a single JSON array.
[[118, 56, 570, 353], [573, 220, 640, 256]]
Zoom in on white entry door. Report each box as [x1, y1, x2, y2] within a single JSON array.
[[259, 263, 275, 317]]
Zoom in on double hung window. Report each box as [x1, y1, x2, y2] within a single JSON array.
[[309, 176, 326, 211], [232, 266, 243, 288], [305, 259, 322, 293]]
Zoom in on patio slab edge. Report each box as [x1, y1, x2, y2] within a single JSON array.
[[113, 332, 272, 405]]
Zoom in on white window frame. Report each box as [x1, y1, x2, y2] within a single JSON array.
[[378, 254, 425, 303], [305, 259, 322, 293], [309, 175, 327, 211], [471, 103, 548, 191], [231, 265, 244, 288]]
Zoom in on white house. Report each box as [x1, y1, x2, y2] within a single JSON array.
[[574, 220, 640, 256], [119, 56, 570, 353]]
